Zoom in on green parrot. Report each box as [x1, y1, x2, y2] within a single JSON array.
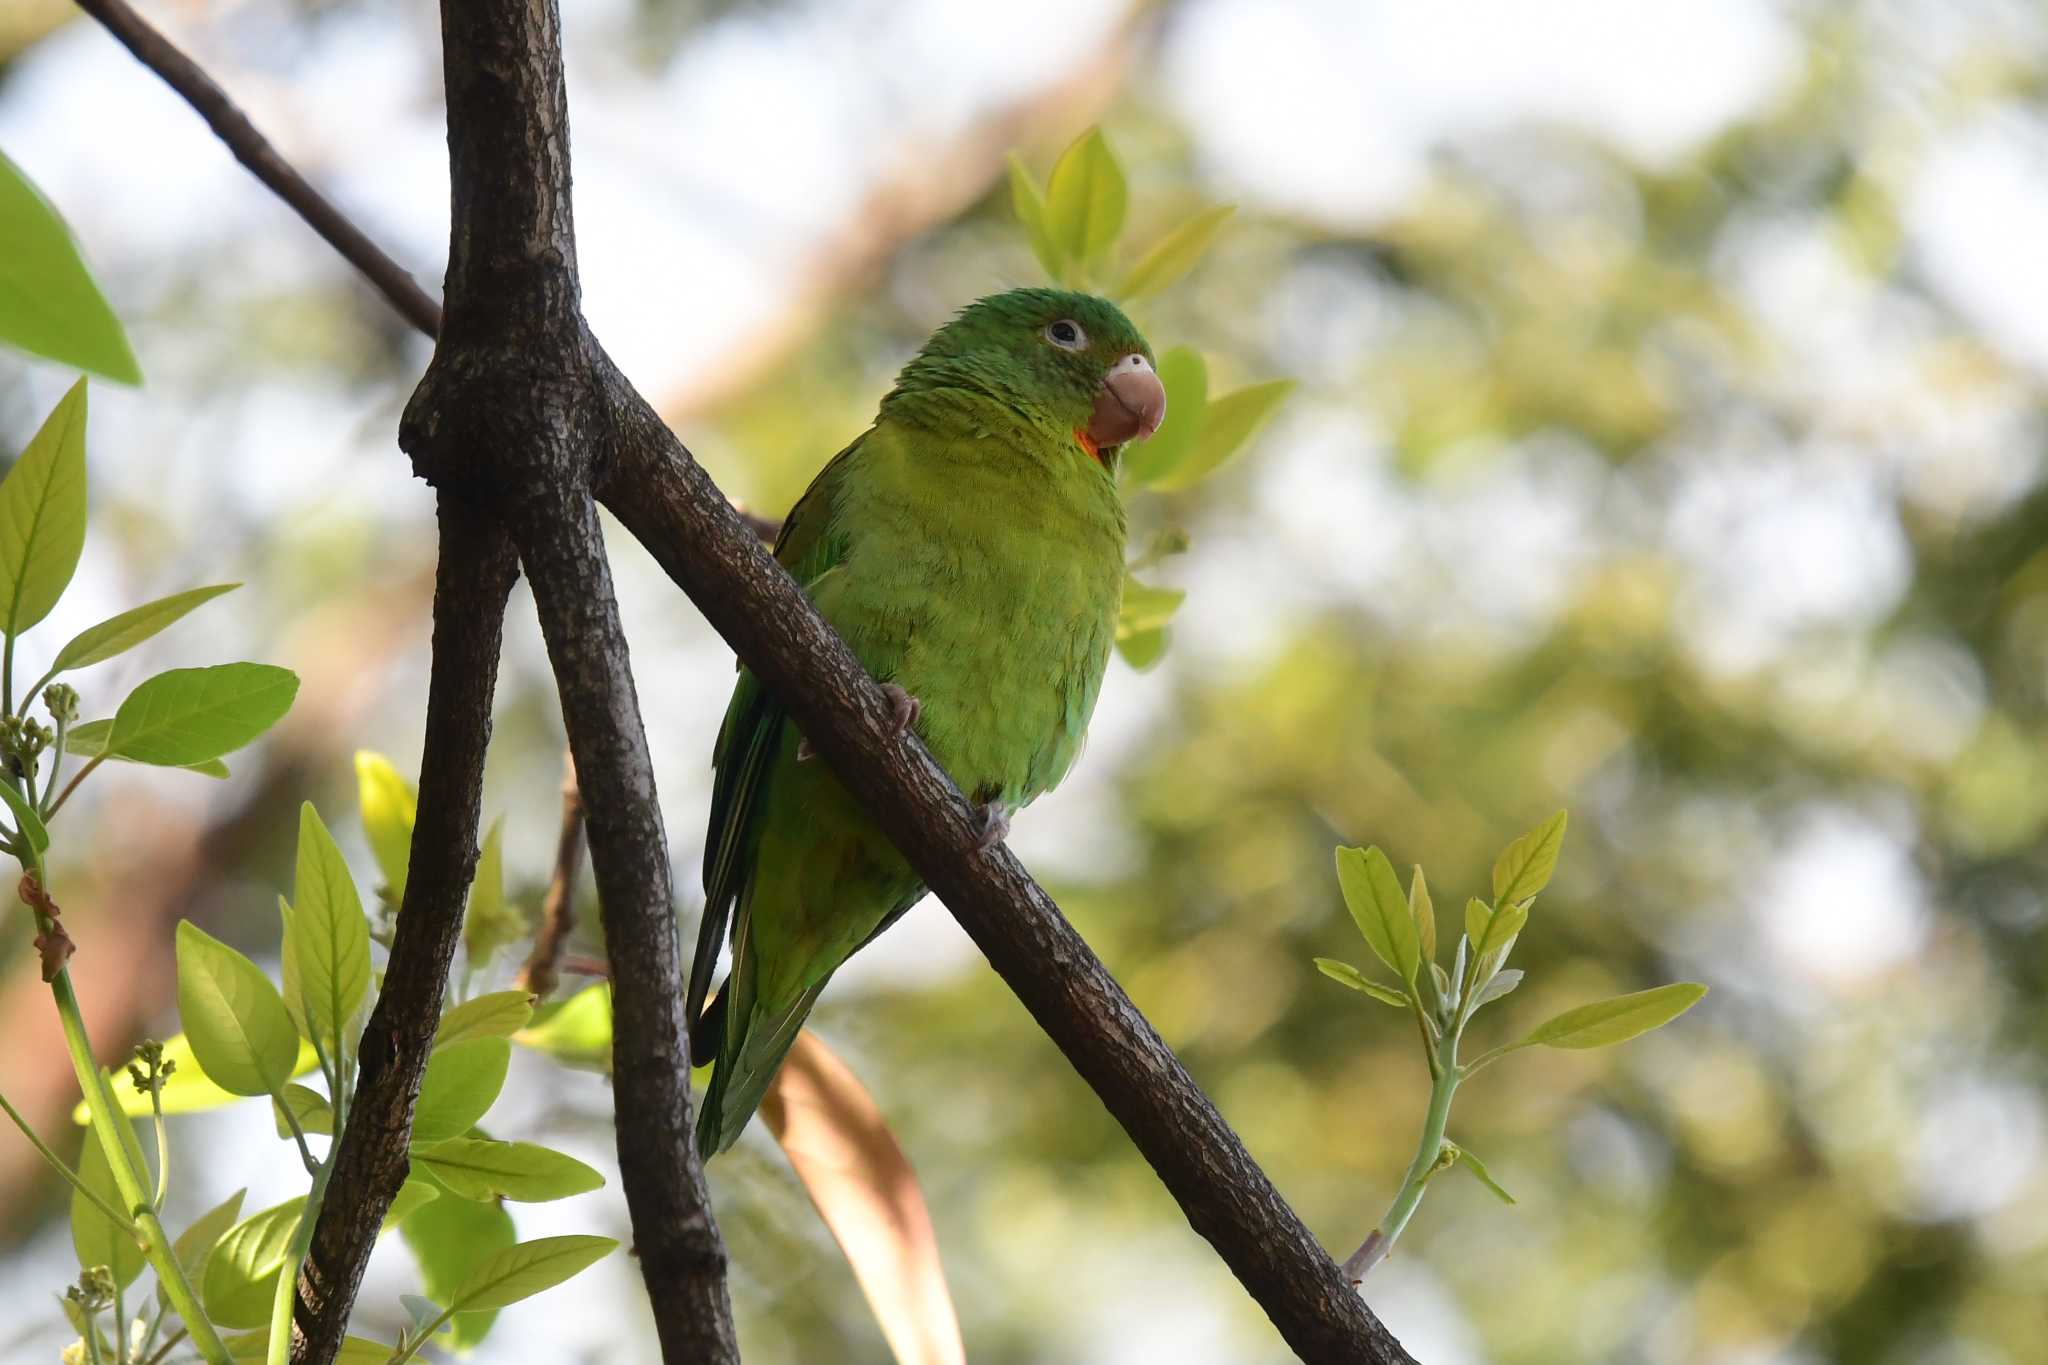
[[687, 287, 1166, 1155]]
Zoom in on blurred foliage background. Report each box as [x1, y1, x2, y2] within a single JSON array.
[[5, 0, 2048, 1361]]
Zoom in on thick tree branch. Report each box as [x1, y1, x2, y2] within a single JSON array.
[[291, 497, 517, 1361], [72, 0, 444, 337], [591, 368, 1416, 1364]]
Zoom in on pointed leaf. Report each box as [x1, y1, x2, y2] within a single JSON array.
[[401, 1184, 515, 1350], [63, 717, 229, 777], [1453, 1145, 1517, 1204], [1115, 626, 1167, 671], [447, 1234, 618, 1314], [1150, 379, 1294, 491], [761, 1030, 965, 1365], [1473, 900, 1528, 984], [411, 1037, 510, 1143], [1409, 866, 1436, 967], [1117, 576, 1185, 638], [354, 751, 416, 903], [175, 921, 300, 1098], [202, 1196, 306, 1328], [383, 1179, 439, 1230], [514, 983, 613, 1073], [1313, 957, 1407, 1007], [1464, 897, 1491, 950], [436, 990, 535, 1049], [1117, 204, 1235, 302], [410, 1137, 605, 1203], [292, 803, 371, 1054], [1044, 128, 1126, 269], [1520, 983, 1708, 1051], [48, 584, 239, 674], [463, 816, 525, 968], [71, 1109, 147, 1290], [1120, 346, 1206, 486], [270, 1082, 334, 1139], [1334, 845, 1420, 985], [159, 1187, 245, 1312], [0, 379, 88, 636], [1006, 154, 1064, 282], [0, 151, 140, 384], [0, 775, 48, 854], [1471, 968, 1524, 1009], [106, 664, 298, 767], [1492, 810, 1568, 906]]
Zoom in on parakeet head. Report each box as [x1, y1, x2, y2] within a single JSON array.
[[883, 288, 1167, 467]]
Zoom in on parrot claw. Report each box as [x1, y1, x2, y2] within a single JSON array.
[[881, 682, 921, 735], [974, 803, 1011, 851], [796, 735, 816, 763]]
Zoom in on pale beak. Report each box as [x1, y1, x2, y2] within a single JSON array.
[[1087, 353, 1167, 448]]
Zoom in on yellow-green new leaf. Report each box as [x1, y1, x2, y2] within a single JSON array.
[[1045, 128, 1126, 270], [1313, 957, 1408, 1007], [411, 1137, 605, 1203], [1409, 866, 1436, 967], [0, 151, 140, 384], [271, 1082, 334, 1139], [1464, 897, 1491, 950], [463, 817, 525, 969], [1117, 576, 1185, 638], [1150, 379, 1294, 491], [354, 750, 417, 903], [1120, 345, 1206, 486], [412, 1037, 510, 1144], [401, 1184, 515, 1350], [71, 1110, 148, 1290], [436, 990, 535, 1049], [1335, 845, 1421, 985], [48, 584, 239, 674], [383, 1179, 439, 1230], [1007, 154, 1064, 282], [292, 803, 371, 1054], [1492, 809, 1567, 906], [202, 1197, 306, 1329], [1117, 204, 1234, 302], [175, 921, 301, 1099], [0, 380, 88, 637], [1115, 626, 1167, 671], [449, 1235, 619, 1314], [515, 983, 613, 1073], [72, 1032, 318, 1123], [159, 1187, 245, 1312], [1519, 982, 1709, 1051], [1452, 1145, 1516, 1205]]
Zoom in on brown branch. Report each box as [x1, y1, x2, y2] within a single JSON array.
[[291, 497, 518, 1361], [70, 0, 444, 337], [514, 746, 584, 1000]]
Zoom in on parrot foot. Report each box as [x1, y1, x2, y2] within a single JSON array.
[[793, 685, 919, 764], [881, 682, 922, 735], [973, 802, 1011, 851]]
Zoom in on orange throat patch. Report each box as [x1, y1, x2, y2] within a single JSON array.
[[1074, 428, 1103, 464]]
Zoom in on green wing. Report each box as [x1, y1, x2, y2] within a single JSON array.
[[686, 435, 866, 1051]]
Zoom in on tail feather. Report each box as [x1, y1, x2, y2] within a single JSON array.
[[694, 946, 829, 1156]]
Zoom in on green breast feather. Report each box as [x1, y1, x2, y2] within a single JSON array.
[[687, 288, 1162, 1155]]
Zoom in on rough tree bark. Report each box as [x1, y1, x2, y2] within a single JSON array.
[[74, 0, 1418, 1361]]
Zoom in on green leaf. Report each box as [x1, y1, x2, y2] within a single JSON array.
[[159, 1187, 245, 1313], [223, 1332, 388, 1364], [1120, 346, 1206, 487], [1472, 900, 1528, 983], [1115, 626, 1167, 671], [1313, 957, 1408, 1007], [291, 803, 371, 1055], [1452, 1144, 1516, 1205], [1464, 897, 1491, 949], [1519, 983, 1709, 1051], [1335, 845, 1420, 986], [1044, 128, 1126, 270], [271, 1082, 334, 1139], [202, 1196, 306, 1329], [48, 584, 239, 674], [174, 920, 300, 1099], [463, 816, 525, 969], [436, 990, 535, 1049], [0, 774, 48, 854], [354, 750, 417, 903], [0, 151, 140, 384], [71, 1109, 147, 1290], [1117, 204, 1235, 302], [449, 1235, 619, 1314], [412, 1037, 510, 1144], [411, 1137, 606, 1203], [1117, 576, 1185, 639], [63, 717, 231, 778], [401, 1187, 515, 1351], [1150, 379, 1294, 492], [1007, 153, 1064, 282], [383, 1179, 440, 1230], [0, 380, 88, 637], [72, 1032, 319, 1123], [106, 664, 299, 766], [515, 983, 613, 1073], [1492, 810, 1568, 906]]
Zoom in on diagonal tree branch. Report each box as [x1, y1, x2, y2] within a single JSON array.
[[290, 496, 518, 1360], [514, 747, 584, 1000]]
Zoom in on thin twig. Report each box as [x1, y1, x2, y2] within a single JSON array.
[[514, 747, 583, 1000], [71, 0, 445, 338]]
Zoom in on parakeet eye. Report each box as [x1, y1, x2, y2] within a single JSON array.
[[1044, 319, 1087, 350]]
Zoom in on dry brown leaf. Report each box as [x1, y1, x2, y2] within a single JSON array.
[[762, 1029, 964, 1365]]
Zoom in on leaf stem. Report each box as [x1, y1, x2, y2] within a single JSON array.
[[0, 1083, 136, 1231], [48, 752, 106, 819], [265, 1157, 332, 1365], [140, 1327, 186, 1365], [386, 1303, 457, 1365], [273, 1084, 321, 1178], [1344, 1024, 1463, 1282]]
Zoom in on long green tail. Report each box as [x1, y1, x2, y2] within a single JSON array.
[[694, 938, 828, 1156]]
